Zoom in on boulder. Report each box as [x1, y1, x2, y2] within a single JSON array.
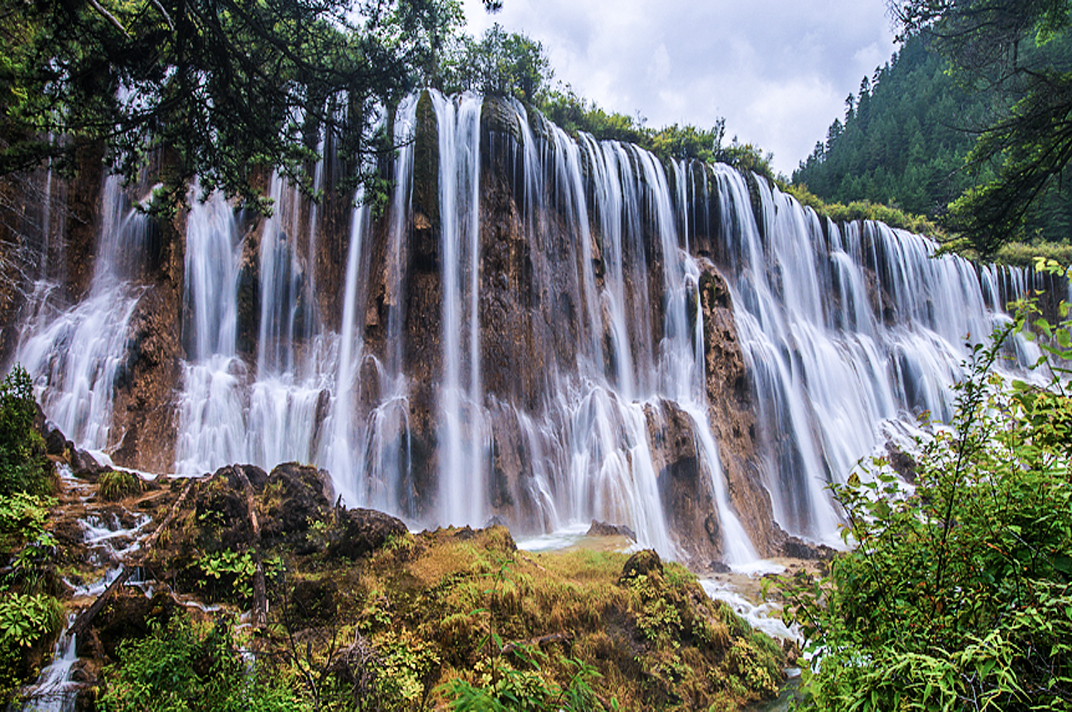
[[327, 508, 407, 560], [619, 549, 663, 584], [780, 535, 836, 561], [261, 462, 333, 544], [587, 520, 637, 541]]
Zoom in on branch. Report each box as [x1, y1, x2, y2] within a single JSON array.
[[148, 0, 174, 30], [86, 0, 131, 38], [234, 468, 267, 629]]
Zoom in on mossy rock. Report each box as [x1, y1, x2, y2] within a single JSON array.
[[618, 549, 663, 583]]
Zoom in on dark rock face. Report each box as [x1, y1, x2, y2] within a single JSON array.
[[261, 462, 334, 545], [79, 589, 178, 661], [885, 441, 917, 483], [645, 399, 720, 562], [698, 262, 777, 557], [111, 281, 183, 473], [780, 535, 837, 561], [327, 508, 408, 560]]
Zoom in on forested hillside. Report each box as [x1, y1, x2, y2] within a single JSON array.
[[794, 33, 1072, 246]]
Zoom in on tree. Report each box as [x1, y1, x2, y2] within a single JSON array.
[[438, 23, 552, 103], [0, 0, 494, 214], [888, 0, 1072, 256]]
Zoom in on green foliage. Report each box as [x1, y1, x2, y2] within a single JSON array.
[[628, 573, 683, 643], [783, 309, 1072, 711], [993, 240, 1072, 268], [539, 84, 776, 178], [441, 647, 603, 712], [539, 86, 651, 146], [888, 0, 1072, 255], [197, 548, 257, 601], [0, 365, 59, 703], [438, 23, 552, 102], [0, 0, 465, 214], [99, 615, 310, 712], [793, 35, 988, 219], [98, 469, 145, 501], [0, 591, 63, 648], [0, 365, 49, 498], [784, 184, 942, 237], [0, 491, 55, 560]]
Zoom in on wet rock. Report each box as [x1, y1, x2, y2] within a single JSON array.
[[698, 261, 777, 557], [261, 462, 333, 545], [71, 449, 107, 479], [619, 549, 663, 584], [111, 281, 183, 474], [780, 535, 836, 561], [885, 442, 917, 483], [79, 589, 177, 661], [45, 427, 68, 457], [327, 508, 407, 560], [587, 520, 637, 541], [645, 399, 722, 563]]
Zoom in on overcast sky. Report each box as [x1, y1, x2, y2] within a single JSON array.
[[461, 0, 899, 176]]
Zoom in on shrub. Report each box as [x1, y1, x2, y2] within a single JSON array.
[[99, 615, 309, 712], [783, 307, 1072, 711], [98, 469, 145, 501], [0, 365, 49, 498]]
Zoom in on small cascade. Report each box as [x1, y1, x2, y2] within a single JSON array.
[[15, 175, 149, 452], [19, 624, 78, 712]]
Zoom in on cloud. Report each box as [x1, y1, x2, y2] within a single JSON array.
[[462, 0, 897, 175]]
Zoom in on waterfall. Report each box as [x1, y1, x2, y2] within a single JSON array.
[[708, 166, 1037, 545], [13, 92, 1051, 564], [15, 175, 147, 452], [433, 92, 487, 527]]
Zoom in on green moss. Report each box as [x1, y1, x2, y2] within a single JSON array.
[[98, 470, 144, 501]]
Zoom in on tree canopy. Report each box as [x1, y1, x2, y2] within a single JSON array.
[[888, 0, 1072, 256], [0, 0, 484, 213]]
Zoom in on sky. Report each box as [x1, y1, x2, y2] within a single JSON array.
[[461, 0, 899, 177]]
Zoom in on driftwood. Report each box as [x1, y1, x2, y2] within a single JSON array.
[[234, 468, 267, 628], [69, 478, 196, 639]]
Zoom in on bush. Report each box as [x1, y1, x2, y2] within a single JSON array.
[[98, 469, 145, 501], [783, 308, 1072, 711], [0, 365, 49, 497], [99, 615, 309, 712]]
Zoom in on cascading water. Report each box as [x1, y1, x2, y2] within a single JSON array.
[[11, 91, 1050, 565], [16, 175, 149, 452], [433, 92, 487, 527], [706, 165, 1038, 545]]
